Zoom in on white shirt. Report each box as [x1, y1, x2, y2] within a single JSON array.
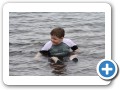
[[41, 38, 77, 51]]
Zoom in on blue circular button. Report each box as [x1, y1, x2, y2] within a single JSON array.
[[97, 59, 118, 80]]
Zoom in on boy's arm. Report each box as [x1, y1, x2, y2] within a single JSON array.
[[39, 50, 50, 56], [74, 48, 80, 54], [33, 52, 42, 60], [71, 45, 78, 51], [33, 50, 50, 60], [63, 38, 80, 54], [69, 46, 80, 61], [34, 41, 52, 60], [71, 45, 80, 54]]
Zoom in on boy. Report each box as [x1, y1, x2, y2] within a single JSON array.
[[34, 27, 80, 64]]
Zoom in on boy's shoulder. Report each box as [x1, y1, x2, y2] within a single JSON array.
[[41, 41, 52, 51], [63, 38, 76, 47]]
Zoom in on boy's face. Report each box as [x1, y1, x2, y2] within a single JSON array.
[[51, 35, 63, 45]]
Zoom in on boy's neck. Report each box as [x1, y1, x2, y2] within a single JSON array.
[[53, 41, 63, 46]]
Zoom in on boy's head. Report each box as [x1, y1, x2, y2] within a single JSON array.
[[50, 27, 65, 45]]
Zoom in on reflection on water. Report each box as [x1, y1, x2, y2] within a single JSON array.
[[50, 63, 66, 75], [9, 12, 105, 76]]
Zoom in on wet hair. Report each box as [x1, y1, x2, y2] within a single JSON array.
[[50, 27, 65, 38]]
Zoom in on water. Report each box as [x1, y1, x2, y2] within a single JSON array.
[[9, 12, 105, 76]]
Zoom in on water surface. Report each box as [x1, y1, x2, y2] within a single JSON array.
[[9, 12, 105, 76]]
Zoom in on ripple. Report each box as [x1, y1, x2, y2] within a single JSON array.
[[9, 12, 105, 76]]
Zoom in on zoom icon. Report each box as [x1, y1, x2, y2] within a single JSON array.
[[97, 59, 118, 80]]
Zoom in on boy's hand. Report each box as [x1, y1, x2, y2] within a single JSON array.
[[69, 54, 77, 61], [50, 57, 59, 63], [50, 57, 63, 64], [33, 52, 41, 60]]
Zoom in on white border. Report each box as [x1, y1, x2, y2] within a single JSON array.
[[3, 3, 111, 85]]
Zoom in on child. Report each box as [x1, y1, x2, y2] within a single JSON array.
[[34, 27, 80, 64]]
